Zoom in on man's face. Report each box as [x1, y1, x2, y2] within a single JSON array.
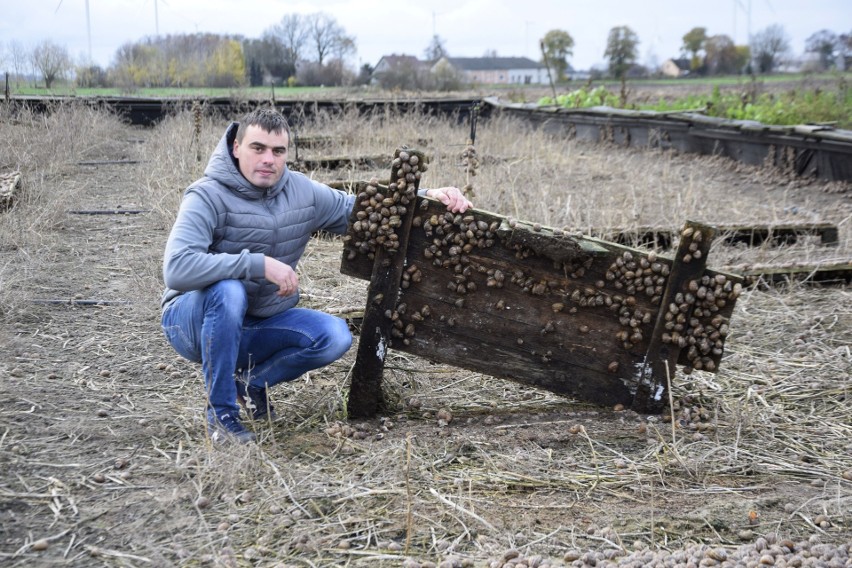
[[232, 125, 289, 188]]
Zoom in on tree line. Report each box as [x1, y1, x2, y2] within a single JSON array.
[[2, 12, 850, 92], [540, 24, 851, 81], [1, 12, 358, 91]]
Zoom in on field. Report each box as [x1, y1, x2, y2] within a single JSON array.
[[0, 97, 850, 567]]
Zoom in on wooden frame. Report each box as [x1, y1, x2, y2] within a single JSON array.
[[341, 150, 744, 417]]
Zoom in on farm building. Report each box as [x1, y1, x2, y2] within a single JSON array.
[[660, 57, 692, 77], [431, 56, 549, 85], [370, 54, 431, 86]]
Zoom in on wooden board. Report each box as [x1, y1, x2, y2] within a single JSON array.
[[341, 181, 743, 415], [0, 170, 21, 211], [592, 222, 839, 249]]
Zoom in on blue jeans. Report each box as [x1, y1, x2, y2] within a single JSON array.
[[161, 279, 352, 420]]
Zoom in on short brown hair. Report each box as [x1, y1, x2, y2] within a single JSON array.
[[235, 108, 290, 142]]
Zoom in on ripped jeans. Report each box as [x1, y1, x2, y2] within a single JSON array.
[[161, 279, 352, 420]]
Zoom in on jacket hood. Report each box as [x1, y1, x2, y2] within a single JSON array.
[[202, 122, 291, 200]]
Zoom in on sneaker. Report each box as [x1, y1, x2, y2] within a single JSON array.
[[208, 412, 257, 444], [237, 381, 277, 422]]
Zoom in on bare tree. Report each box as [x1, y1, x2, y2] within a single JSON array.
[[269, 14, 308, 74], [304, 12, 354, 66], [9, 41, 29, 88], [841, 31, 852, 69], [805, 29, 838, 70], [0, 43, 8, 75], [31, 40, 72, 88], [424, 35, 447, 62], [751, 24, 790, 73]]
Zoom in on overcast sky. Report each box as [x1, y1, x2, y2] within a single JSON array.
[[1, 0, 849, 71]]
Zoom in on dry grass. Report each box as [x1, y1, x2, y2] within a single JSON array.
[[0, 100, 850, 567]]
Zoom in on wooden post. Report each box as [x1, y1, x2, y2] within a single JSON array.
[[347, 148, 424, 418], [632, 221, 715, 412]]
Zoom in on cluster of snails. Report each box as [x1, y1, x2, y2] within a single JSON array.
[[383, 301, 433, 346], [382, 210, 502, 346], [509, 271, 558, 296], [605, 250, 670, 351], [666, 394, 716, 439], [345, 149, 425, 260], [652, 226, 743, 373], [460, 139, 479, 198], [679, 225, 706, 264], [413, 211, 498, 293], [663, 272, 741, 373]]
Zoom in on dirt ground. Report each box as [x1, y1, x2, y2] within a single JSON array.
[[0, 104, 850, 567]]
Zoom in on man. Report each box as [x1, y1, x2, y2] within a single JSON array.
[[161, 108, 471, 443]]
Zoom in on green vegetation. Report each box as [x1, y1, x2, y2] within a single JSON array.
[[538, 76, 852, 128]]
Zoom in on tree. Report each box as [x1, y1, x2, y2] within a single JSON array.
[[734, 45, 751, 74], [75, 64, 108, 88], [354, 63, 373, 86], [540, 29, 575, 81], [31, 40, 72, 88], [268, 14, 308, 78], [424, 35, 447, 62], [682, 27, 707, 70], [751, 24, 790, 73], [704, 34, 739, 74], [244, 34, 291, 85], [838, 31, 852, 70], [805, 29, 838, 70], [8, 41, 28, 88], [604, 26, 639, 79], [305, 12, 354, 66], [432, 58, 463, 91], [206, 39, 246, 88]]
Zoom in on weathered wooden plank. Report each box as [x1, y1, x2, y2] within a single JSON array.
[[342, 192, 743, 414], [67, 209, 150, 215], [635, 222, 714, 412], [291, 155, 389, 171], [1, 170, 21, 212], [484, 98, 852, 182], [727, 260, 852, 287], [346, 149, 426, 418], [592, 222, 839, 248]]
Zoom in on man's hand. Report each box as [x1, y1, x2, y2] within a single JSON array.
[[426, 186, 473, 213], [264, 256, 299, 297]]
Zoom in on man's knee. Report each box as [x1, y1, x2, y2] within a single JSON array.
[[323, 318, 353, 360], [205, 280, 248, 321]]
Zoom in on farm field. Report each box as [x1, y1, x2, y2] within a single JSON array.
[[0, 96, 850, 567]]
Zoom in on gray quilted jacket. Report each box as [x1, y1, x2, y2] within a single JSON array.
[[161, 122, 354, 317]]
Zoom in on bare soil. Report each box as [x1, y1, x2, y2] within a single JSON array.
[[0, 104, 850, 567]]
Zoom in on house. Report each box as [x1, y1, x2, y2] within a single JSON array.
[[432, 56, 549, 85], [371, 54, 431, 86], [660, 58, 691, 78]]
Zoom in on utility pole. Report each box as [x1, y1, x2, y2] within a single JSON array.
[[85, 0, 92, 62], [155, 0, 160, 36], [525, 21, 534, 58]]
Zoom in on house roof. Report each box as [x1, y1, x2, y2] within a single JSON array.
[[375, 54, 426, 69], [379, 54, 420, 65], [667, 58, 691, 71], [443, 57, 544, 71]]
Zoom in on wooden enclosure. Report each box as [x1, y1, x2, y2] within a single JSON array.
[[340, 150, 744, 418]]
